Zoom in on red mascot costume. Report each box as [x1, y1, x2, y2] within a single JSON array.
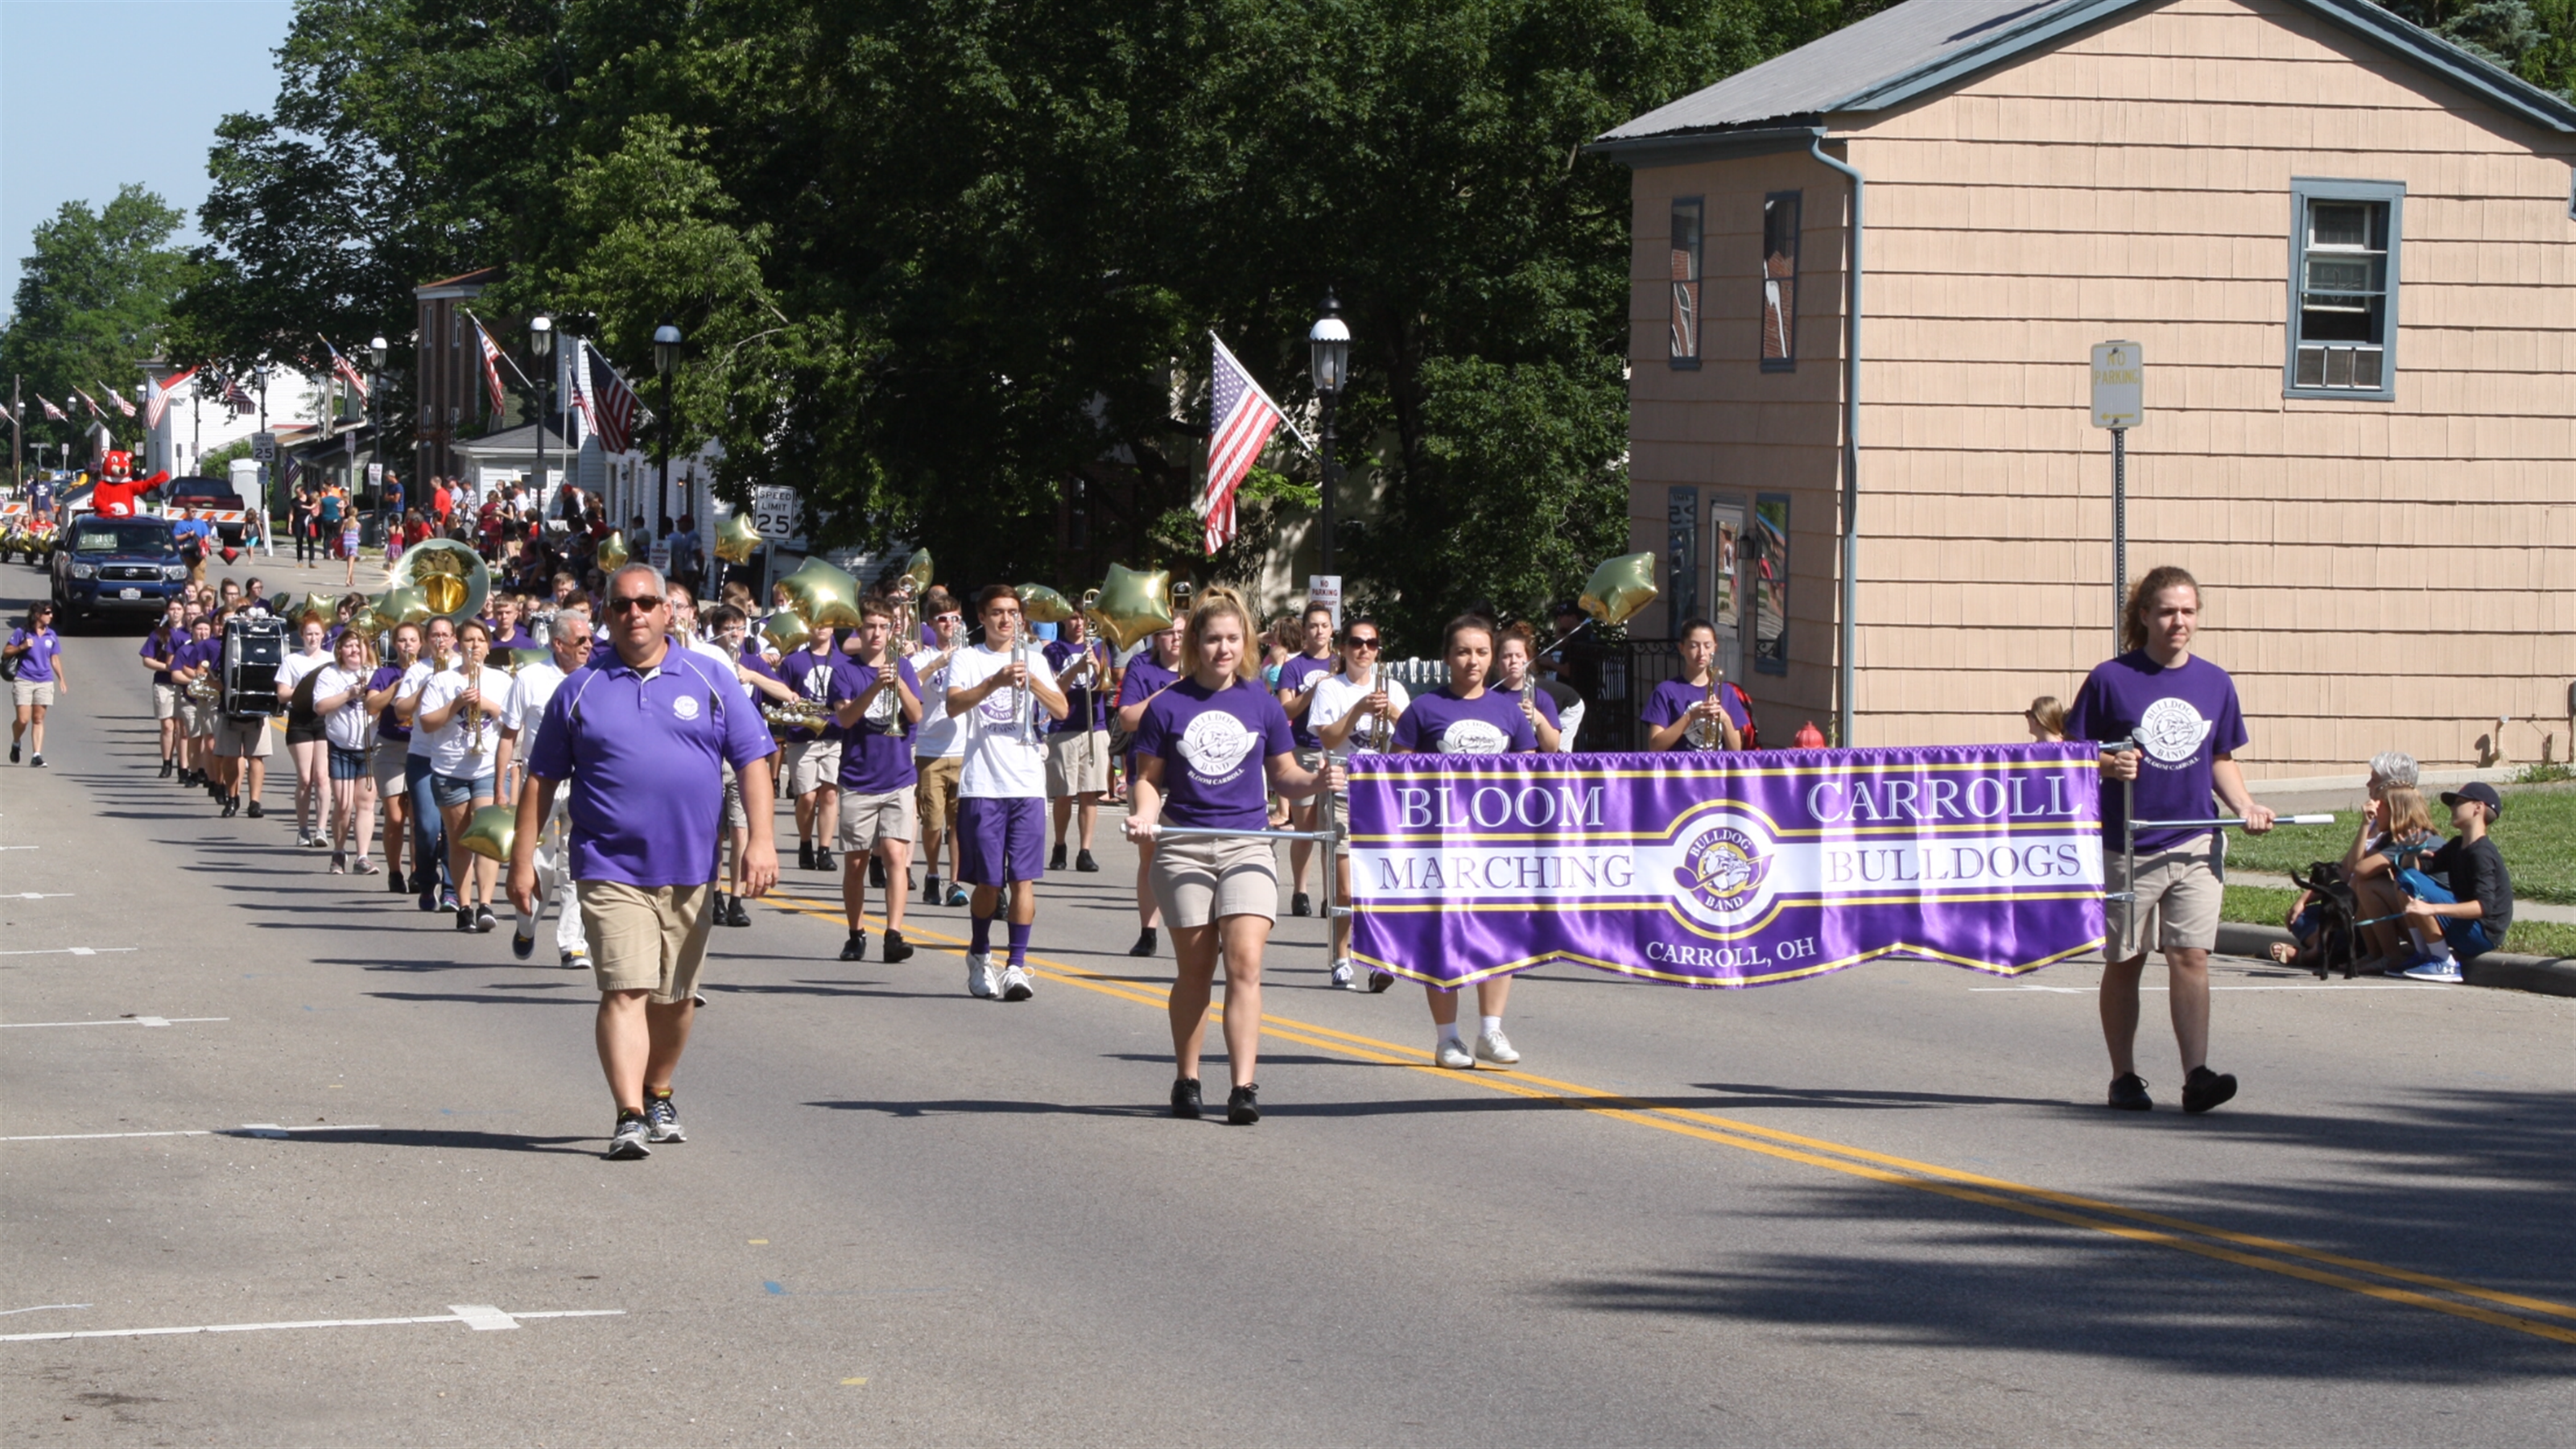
[[90, 451, 168, 518]]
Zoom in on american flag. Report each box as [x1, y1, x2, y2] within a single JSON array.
[[38, 395, 68, 423], [1197, 333, 1286, 556], [105, 385, 137, 419], [579, 341, 643, 455], [472, 318, 507, 414], [320, 336, 370, 402], [72, 387, 105, 420], [144, 366, 196, 429], [221, 377, 256, 415]]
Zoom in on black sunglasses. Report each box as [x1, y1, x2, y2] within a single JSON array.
[[1345, 636, 1381, 650], [608, 595, 663, 614]]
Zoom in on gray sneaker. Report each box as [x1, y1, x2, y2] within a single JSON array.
[[644, 1094, 686, 1143], [967, 953, 999, 999], [605, 1113, 652, 1160]]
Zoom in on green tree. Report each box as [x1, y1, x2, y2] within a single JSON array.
[[1, 184, 195, 456]]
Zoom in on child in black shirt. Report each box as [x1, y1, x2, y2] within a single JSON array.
[[2398, 782, 2513, 980]]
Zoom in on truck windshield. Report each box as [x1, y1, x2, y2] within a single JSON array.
[[72, 522, 175, 554]]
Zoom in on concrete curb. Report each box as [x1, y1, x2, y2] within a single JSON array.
[[2212, 923, 2576, 998]]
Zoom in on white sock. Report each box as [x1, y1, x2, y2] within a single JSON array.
[[1480, 1015, 1505, 1037], [1437, 1023, 1464, 1046]]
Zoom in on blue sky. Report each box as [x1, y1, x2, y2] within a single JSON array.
[[2, 0, 294, 324]]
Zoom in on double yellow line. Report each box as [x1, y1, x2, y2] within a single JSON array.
[[762, 891, 2576, 1345]]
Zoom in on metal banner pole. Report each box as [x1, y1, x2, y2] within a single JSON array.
[[2112, 424, 2127, 651]]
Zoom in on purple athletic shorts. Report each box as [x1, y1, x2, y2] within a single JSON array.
[[958, 795, 1046, 887]]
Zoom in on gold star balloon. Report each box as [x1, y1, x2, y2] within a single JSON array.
[[372, 585, 433, 630], [1088, 564, 1174, 651], [458, 804, 517, 864], [712, 510, 762, 564], [1017, 584, 1076, 625], [762, 609, 813, 655], [780, 557, 862, 628], [595, 531, 631, 573], [292, 592, 338, 625], [1578, 551, 1660, 627]]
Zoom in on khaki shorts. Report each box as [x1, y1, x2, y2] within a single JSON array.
[[371, 742, 411, 791], [2106, 838, 2222, 958], [1045, 729, 1110, 796], [152, 682, 180, 720], [213, 715, 275, 758], [722, 766, 749, 830], [914, 754, 961, 835], [578, 879, 715, 1005], [184, 699, 217, 737], [1150, 832, 1279, 928], [783, 738, 843, 797], [839, 788, 917, 852], [11, 680, 55, 708]]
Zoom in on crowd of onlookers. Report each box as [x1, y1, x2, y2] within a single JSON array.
[[283, 472, 721, 606]]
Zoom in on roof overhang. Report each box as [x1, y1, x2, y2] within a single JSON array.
[[1584, 125, 1827, 169]]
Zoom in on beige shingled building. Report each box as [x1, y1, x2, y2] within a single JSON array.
[[1596, 0, 2574, 777]]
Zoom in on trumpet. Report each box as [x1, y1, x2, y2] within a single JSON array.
[[1011, 636, 1040, 745], [1365, 683, 1395, 754], [1685, 675, 1725, 749]]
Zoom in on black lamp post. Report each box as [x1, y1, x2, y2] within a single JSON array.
[[653, 320, 681, 539], [1307, 291, 1350, 576], [527, 315, 554, 517], [367, 335, 388, 541]]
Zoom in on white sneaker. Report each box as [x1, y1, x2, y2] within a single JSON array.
[[1435, 1037, 1475, 1069], [1474, 1029, 1521, 1066], [1329, 960, 1356, 989], [998, 964, 1034, 1002], [966, 954, 998, 998], [2401, 959, 2465, 983]]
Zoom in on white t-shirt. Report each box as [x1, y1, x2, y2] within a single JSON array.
[[503, 661, 568, 765], [419, 664, 513, 778], [277, 649, 331, 701], [947, 643, 1059, 799], [312, 664, 377, 752], [1308, 671, 1414, 758], [398, 659, 442, 756], [910, 647, 968, 761]]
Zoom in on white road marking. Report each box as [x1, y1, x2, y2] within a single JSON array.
[[0, 947, 134, 957], [6, 893, 72, 899], [0, 1305, 91, 1317], [1, 1017, 225, 1029], [449, 1304, 518, 1331], [0, 1124, 382, 1142], [0, 1306, 622, 1344]]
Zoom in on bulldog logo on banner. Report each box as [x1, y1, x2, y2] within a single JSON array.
[[1345, 745, 2107, 989]]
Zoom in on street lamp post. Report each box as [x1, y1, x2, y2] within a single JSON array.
[[653, 321, 682, 542], [527, 315, 554, 521], [1307, 291, 1351, 576], [367, 335, 388, 545]]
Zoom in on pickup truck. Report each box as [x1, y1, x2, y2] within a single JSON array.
[[53, 515, 189, 625], [161, 474, 254, 544]]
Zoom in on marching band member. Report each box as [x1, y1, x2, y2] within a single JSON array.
[[1641, 618, 1745, 752], [1307, 615, 1410, 989], [1113, 617, 1185, 957], [1273, 603, 1340, 917], [6, 602, 66, 769], [496, 610, 594, 967], [397, 617, 460, 911], [944, 585, 1068, 1001], [1496, 623, 1578, 752], [173, 616, 219, 790], [276, 620, 335, 848], [140, 606, 184, 778], [415, 619, 512, 933], [777, 625, 844, 874], [1125, 588, 1335, 1125], [909, 591, 971, 909], [1392, 615, 1538, 1069], [512, 563, 779, 1160], [365, 625, 422, 894], [707, 604, 791, 927], [307, 629, 382, 873], [829, 597, 924, 963], [1043, 610, 1113, 873]]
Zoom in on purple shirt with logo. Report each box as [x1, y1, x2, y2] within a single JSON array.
[[2065, 650, 2248, 852], [139, 629, 182, 685], [1393, 687, 1538, 756], [778, 645, 840, 742], [1043, 638, 1111, 733], [527, 645, 778, 887], [1277, 652, 1334, 749], [1639, 678, 1748, 749], [1134, 676, 1294, 830], [7, 628, 62, 684], [369, 663, 413, 741], [830, 655, 923, 795]]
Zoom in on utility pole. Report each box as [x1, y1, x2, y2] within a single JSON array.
[[10, 375, 19, 496]]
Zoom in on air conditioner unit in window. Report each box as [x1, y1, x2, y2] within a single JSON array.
[[2297, 344, 2383, 390]]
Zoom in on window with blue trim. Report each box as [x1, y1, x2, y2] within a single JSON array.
[[2286, 179, 2404, 399], [1669, 199, 1702, 368]]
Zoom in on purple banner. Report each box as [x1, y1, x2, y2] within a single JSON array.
[[1347, 745, 2105, 989]]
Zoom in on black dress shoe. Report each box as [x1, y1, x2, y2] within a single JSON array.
[[1227, 1084, 1260, 1125], [1129, 927, 1157, 957], [2182, 1066, 2238, 1114], [799, 841, 815, 872], [2107, 1073, 2153, 1112], [727, 895, 751, 927], [1049, 842, 1068, 870], [245, 801, 265, 819], [814, 847, 836, 873], [1075, 849, 1098, 873], [1170, 1078, 1203, 1119], [1290, 892, 1311, 917], [159, 758, 175, 778], [840, 930, 867, 961], [923, 873, 941, 906], [386, 869, 409, 894], [221, 795, 239, 818], [881, 930, 914, 963]]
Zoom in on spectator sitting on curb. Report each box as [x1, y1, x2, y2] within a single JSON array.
[[2396, 782, 2513, 983], [2346, 786, 2442, 975]]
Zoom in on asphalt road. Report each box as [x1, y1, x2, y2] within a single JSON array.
[[5, 558, 2571, 1446]]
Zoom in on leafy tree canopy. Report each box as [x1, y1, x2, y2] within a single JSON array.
[[2, 184, 195, 455]]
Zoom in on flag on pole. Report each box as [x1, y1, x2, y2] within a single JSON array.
[[320, 336, 370, 402], [1196, 333, 1287, 556], [221, 377, 255, 415], [38, 395, 68, 423], [579, 341, 644, 455], [472, 317, 508, 414], [105, 385, 137, 418], [72, 387, 105, 420], [144, 366, 196, 429]]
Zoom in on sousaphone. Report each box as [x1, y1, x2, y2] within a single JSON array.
[[389, 539, 491, 625]]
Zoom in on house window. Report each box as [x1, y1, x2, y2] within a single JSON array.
[[2286, 179, 2403, 399], [1668, 199, 1702, 367], [1761, 192, 1800, 369], [1751, 493, 1790, 675], [1666, 486, 1701, 626]]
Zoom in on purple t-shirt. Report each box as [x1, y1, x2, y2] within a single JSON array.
[[778, 645, 840, 742], [1277, 652, 1335, 749], [139, 629, 182, 684], [2065, 650, 2249, 852], [830, 655, 923, 796], [486, 625, 540, 652], [1393, 687, 1538, 755], [527, 646, 778, 887], [1044, 638, 1112, 734], [1640, 677, 1748, 750], [174, 635, 218, 684], [1118, 654, 1179, 716], [1134, 676, 1295, 829], [7, 628, 62, 684], [369, 662, 414, 741]]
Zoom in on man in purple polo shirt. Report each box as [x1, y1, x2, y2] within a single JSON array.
[[510, 563, 780, 1161]]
